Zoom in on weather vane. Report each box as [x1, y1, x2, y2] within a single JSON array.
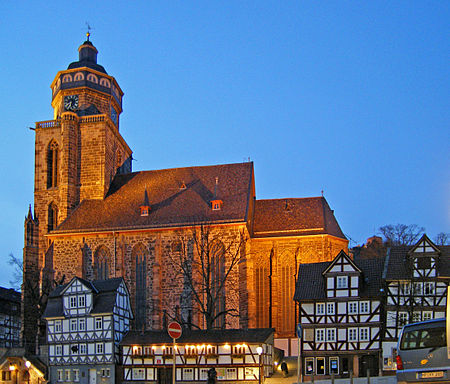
[[85, 22, 93, 41]]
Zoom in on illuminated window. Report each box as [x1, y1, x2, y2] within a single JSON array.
[[132, 368, 145, 380], [57, 370, 63, 382], [422, 311, 432, 321], [65, 370, 70, 381], [73, 370, 79, 382], [183, 369, 193, 380], [226, 368, 237, 380]]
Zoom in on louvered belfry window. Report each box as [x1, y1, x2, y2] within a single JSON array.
[[47, 141, 59, 188]]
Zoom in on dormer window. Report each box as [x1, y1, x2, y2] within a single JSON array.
[[140, 206, 150, 216], [70, 296, 77, 308], [211, 199, 223, 211], [337, 276, 348, 289]]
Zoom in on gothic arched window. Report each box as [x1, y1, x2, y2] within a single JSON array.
[[132, 243, 147, 330], [94, 246, 110, 280], [210, 240, 225, 328], [48, 203, 58, 232], [47, 141, 59, 189]]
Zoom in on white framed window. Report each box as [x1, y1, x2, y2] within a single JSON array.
[[413, 282, 423, 295], [226, 368, 237, 380], [55, 345, 62, 356], [200, 369, 209, 380], [359, 327, 369, 341], [73, 369, 79, 382], [327, 302, 335, 315], [183, 368, 194, 380], [80, 344, 87, 355], [399, 281, 410, 295], [79, 318, 85, 331], [422, 311, 433, 321], [348, 302, 358, 314], [315, 329, 325, 342], [337, 276, 348, 289], [316, 303, 325, 315], [57, 370, 63, 382], [55, 320, 62, 332], [360, 301, 370, 314], [326, 328, 336, 342], [78, 295, 85, 307], [348, 328, 358, 341], [95, 317, 103, 330], [65, 370, 71, 381], [424, 282, 434, 295], [96, 343, 104, 354], [398, 312, 408, 327], [412, 312, 421, 323], [70, 296, 77, 308], [70, 319, 77, 331], [132, 368, 145, 380]]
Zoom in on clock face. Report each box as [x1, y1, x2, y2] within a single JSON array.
[[64, 95, 79, 111], [111, 107, 117, 124]]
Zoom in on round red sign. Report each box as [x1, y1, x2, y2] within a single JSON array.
[[167, 321, 182, 339]]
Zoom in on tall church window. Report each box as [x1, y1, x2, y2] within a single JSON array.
[[26, 221, 33, 246], [132, 244, 147, 330], [255, 266, 270, 327], [280, 264, 295, 333], [48, 203, 58, 232], [210, 240, 225, 328], [47, 141, 59, 188], [94, 246, 110, 280]]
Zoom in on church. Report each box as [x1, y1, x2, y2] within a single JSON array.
[[23, 34, 348, 356]]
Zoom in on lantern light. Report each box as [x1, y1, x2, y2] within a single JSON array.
[[25, 361, 31, 368]]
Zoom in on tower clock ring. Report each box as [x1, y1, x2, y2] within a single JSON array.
[[64, 94, 79, 111]]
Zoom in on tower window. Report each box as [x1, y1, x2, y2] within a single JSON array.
[[48, 203, 58, 232], [47, 141, 59, 188], [74, 72, 84, 81]]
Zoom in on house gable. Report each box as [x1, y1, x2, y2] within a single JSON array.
[[62, 277, 94, 317]]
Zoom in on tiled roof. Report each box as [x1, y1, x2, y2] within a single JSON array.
[[121, 328, 274, 345], [54, 162, 253, 233], [294, 255, 385, 302], [253, 197, 346, 239], [43, 277, 124, 318], [384, 244, 450, 280]]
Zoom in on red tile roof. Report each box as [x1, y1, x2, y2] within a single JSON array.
[[252, 197, 346, 239], [54, 162, 254, 233]]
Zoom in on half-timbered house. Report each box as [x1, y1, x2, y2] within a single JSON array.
[[294, 250, 384, 379], [381, 234, 450, 372], [43, 277, 133, 384], [121, 328, 274, 383], [0, 287, 21, 348]]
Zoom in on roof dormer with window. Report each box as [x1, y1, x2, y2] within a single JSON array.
[[62, 278, 94, 317], [323, 250, 361, 298], [409, 234, 440, 278]]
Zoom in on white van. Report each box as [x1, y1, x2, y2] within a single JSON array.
[[396, 318, 449, 383]]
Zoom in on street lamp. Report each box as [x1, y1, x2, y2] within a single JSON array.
[[256, 346, 263, 384]]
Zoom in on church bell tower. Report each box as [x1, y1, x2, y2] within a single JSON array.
[[23, 33, 132, 352]]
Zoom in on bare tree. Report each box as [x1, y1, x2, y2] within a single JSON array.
[[167, 224, 247, 330], [378, 224, 425, 246], [434, 232, 449, 246], [8, 253, 23, 290]]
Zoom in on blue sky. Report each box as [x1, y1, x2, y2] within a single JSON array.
[[0, 1, 448, 288]]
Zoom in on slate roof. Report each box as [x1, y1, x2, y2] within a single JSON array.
[[53, 162, 254, 233], [293, 255, 385, 302], [121, 328, 274, 345], [0, 287, 20, 303], [43, 277, 124, 319], [383, 244, 450, 280], [253, 197, 346, 239]]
